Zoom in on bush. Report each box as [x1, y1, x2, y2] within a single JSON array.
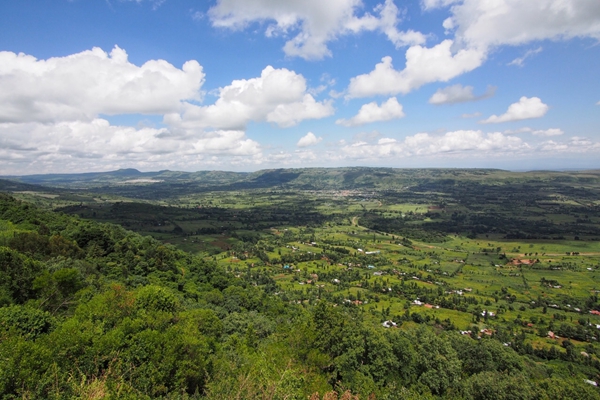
[[0, 305, 54, 339]]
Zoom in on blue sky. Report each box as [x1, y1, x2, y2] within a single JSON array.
[[0, 0, 599, 174]]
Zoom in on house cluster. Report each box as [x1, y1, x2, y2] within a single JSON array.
[[282, 265, 301, 272], [547, 331, 560, 339], [382, 320, 397, 328], [344, 299, 367, 306], [460, 329, 494, 338], [412, 299, 439, 309]]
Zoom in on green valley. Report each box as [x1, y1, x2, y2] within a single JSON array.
[[1, 167, 600, 399]]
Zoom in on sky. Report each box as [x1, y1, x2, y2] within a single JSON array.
[[0, 0, 599, 174]]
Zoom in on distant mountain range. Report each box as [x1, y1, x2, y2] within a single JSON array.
[[2, 167, 600, 199]]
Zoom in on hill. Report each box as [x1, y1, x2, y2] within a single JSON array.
[[4, 167, 600, 200]]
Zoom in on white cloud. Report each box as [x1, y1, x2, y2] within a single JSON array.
[[297, 132, 323, 147], [480, 96, 549, 124], [346, 41, 485, 98], [337, 97, 404, 126], [421, 0, 460, 10], [327, 130, 600, 164], [0, 119, 262, 174], [503, 127, 534, 134], [508, 47, 543, 67], [532, 128, 564, 136], [372, 0, 428, 48], [430, 84, 475, 104], [569, 136, 596, 147], [190, 130, 262, 156], [171, 65, 334, 130], [597, 100, 600, 105], [0, 46, 204, 123], [429, 84, 495, 105], [339, 129, 528, 159], [461, 112, 481, 118], [403, 130, 527, 154], [349, 0, 600, 99], [208, 0, 426, 60], [443, 0, 600, 50], [1, 47, 331, 132], [504, 127, 563, 136], [537, 136, 600, 153], [0, 46, 336, 173], [267, 95, 334, 128]]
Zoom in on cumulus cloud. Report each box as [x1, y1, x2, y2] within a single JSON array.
[[336, 97, 404, 126], [429, 84, 495, 105], [339, 129, 528, 159], [0, 46, 204, 123], [208, 0, 426, 60], [346, 1, 600, 99], [1, 47, 331, 131], [267, 95, 334, 127], [0, 46, 337, 173], [372, 0, 428, 48], [297, 132, 323, 147], [441, 0, 600, 50], [503, 127, 533, 134], [532, 128, 564, 136], [0, 119, 262, 173], [503, 127, 563, 136], [333, 131, 600, 162], [346, 41, 485, 98], [480, 97, 549, 124], [538, 136, 600, 153], [170, 65, 334, 130]]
